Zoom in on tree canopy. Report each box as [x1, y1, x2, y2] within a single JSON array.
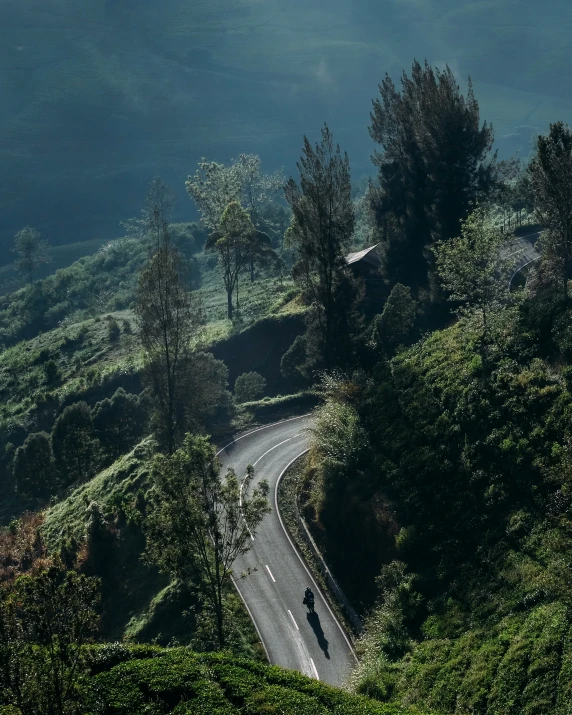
[[369, 60, 496, 293], [530, 122, 572, 297], [284, 124, 359, 370], [145, 434, 270, 648]]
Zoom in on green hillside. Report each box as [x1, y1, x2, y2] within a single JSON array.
[[0, 224, 302, 523], [296, 294, 572, 714]]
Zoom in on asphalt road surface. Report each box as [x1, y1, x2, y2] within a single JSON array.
[[503, 230, 541, 287], [217, 415, 357, 687]]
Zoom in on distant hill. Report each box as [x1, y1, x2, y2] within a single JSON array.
[[1, 0, 570, 258]]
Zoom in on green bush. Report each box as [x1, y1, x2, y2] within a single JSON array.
[[13, 431, 54, 499], [42, 358, 60, 384], [108, 317, 121, 342], [234, 371, 267, 403]]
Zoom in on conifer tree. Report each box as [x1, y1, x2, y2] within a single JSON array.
[[369, 60, 496, 293], [284, 124, 359, 370], [135, 178, 202, 453], [529, 122, 572, 297]]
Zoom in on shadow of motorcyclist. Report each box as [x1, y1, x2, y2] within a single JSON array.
[[306, 611, 330, 659]]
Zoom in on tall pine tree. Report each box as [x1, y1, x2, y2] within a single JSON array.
[[369, 60, 496, 295], [284, 124, 360, 371]]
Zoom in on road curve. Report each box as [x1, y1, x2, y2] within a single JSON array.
[[217, 415, 357, 687], [503, 231, 541, 288]]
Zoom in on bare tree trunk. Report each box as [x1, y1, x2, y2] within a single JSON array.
[[215, 570, 225, 648], [227, 290, 233, 320]]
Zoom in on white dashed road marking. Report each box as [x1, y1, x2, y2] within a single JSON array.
[[287, 610, 299, 630]]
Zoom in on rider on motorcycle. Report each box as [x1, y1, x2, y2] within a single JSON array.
[[304, 587, 314, 607]]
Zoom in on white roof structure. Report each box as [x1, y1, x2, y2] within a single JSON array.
[[345, 244, 381, 267]]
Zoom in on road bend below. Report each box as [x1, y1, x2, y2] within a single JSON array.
[[217, 415, 357, 687]]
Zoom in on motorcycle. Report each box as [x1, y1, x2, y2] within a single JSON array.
[[303, 593, 315, 614]]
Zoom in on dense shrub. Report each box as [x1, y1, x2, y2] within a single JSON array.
[[234, 371, 266, 403], [51, 401, 101, 487], [85, 648, 418, 714], [42, 358, 60, 384], [322, 301, 572, 713], [92, 388, 147, 463], [108, 317, 121, 342], [370, 283, 417, 356], [13, 431, 54, 499]]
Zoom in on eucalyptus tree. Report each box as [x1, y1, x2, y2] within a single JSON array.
[[207, 201, 272, 319], [186, 154, 283, 281], [145, 434, 270, 648], [185, 160, 242, 233], [234, 153, 284, 278]]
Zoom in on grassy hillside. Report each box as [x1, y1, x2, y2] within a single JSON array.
[[293, 293, 572, 714], [0, 226, 295, 348], [0, 223, 303, 526], [38, 438, 264, 654], [2, 0, 570, 253]]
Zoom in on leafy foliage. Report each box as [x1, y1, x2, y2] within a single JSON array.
[[369, 60, 496, 293], [0, 562, 100, 715], [300, 300, 572, 713], [206, 202, 261, 320], [51, 402, 102, 488], [13, 432, 54, 500], [285, 124, 360, 370], [91, 389, 147, 464], [145, 435, 270, 648], [370, 283, 417, 356], [234, 372, 266, 403], [433, 206, 515, 344], [530, 122, 572, 296], [84, 647, 422, 714]]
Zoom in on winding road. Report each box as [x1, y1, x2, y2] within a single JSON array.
[[503, 230, 541, 288], [217, 415, 357, 687]]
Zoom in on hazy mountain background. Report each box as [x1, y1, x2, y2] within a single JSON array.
[[1, 0, 571, 262]]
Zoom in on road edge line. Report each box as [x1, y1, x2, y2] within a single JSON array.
[[275, 450, 359, 664], [230, 573, 271, 664]]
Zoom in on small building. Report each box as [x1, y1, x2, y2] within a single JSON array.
[[345, 244, 382, 279]]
